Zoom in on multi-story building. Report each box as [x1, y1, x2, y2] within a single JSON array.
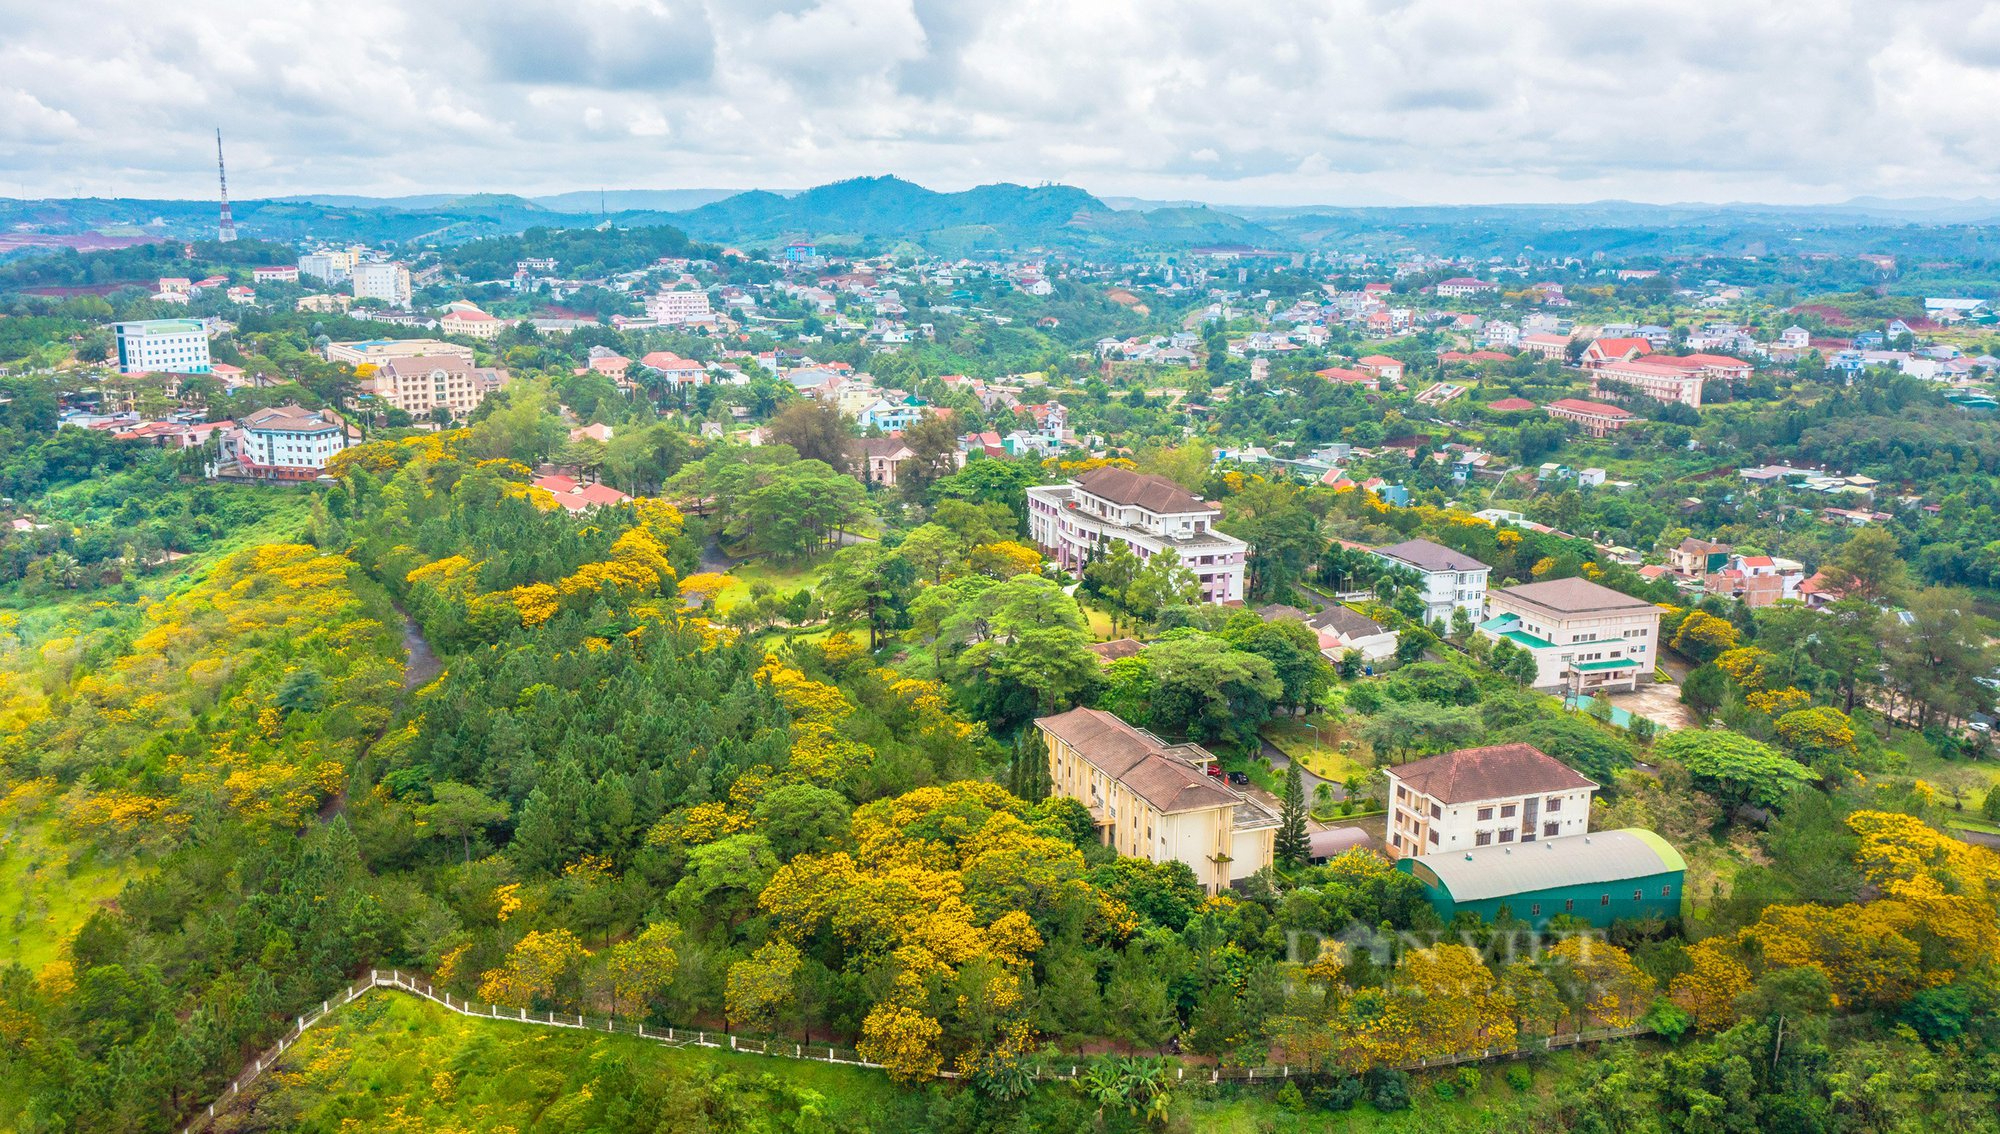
[[1707, 554, 1806, 608], [1477, 577, 1662, 694], [366, 355, 507, 419], [1371, 539, 1490, 626], [1590, 356, 1707, 407], [1435, 277, 1498, 299], [352, 261, 412, 307], [325, 338, 475, 367], [252, 265, 300, 284], [1384, 742, 1597, 859], [111, 319, 211, 375], [1545, 397, 1637, 437], [1026, 467, 1248, 603], [646, 289, 714, 325], [1036, 706, 1277, 893], [439, 305, 505, 340], [298, 250, 356, 283], [209, 405, 354, 482]]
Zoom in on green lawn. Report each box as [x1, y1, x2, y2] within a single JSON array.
[[0, 808, 138, 974], [1264, 716, 1372, 782], [709, 555, 829, 612], [233, 992, 904, 1132], [235, 990, 1597, 1134]]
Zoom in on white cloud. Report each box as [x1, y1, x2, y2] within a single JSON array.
[[5, 0, 2000, 204]]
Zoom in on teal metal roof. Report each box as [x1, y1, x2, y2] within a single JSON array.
[[1481, 613, 1555, 649], [1408, 829, 1684, 902], [1574, 658, 1638, 672], [1502, 630, 1555, 649]]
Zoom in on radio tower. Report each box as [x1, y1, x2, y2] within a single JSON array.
[[215, 128, 237, 243]]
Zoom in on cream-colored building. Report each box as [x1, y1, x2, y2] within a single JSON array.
[[1384, 743, 1597, 859], [365, 355, 507, 419], [1036, 707, 1277, 893], [1477, 577, 1662, 694], [325, 338, 474, 367], [440, 305, 506, 340]]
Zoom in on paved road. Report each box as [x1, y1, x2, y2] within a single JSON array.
[[1953, 826, 2000, 850]]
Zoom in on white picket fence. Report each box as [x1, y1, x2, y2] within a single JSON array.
[[177, 970, 1649, 1132]]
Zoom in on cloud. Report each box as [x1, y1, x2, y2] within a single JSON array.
[[4, 0, 2000, 205]]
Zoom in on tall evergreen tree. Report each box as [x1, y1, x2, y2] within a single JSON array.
[[1275, 760, 1310, 867]]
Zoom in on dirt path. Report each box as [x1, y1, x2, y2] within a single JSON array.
[[317, 604, 436, 821]]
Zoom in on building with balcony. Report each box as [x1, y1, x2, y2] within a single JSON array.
[[1026, 467, 1248, 604], [1544, 397, 1637, 437], [1371, 539, 1490, 626], [366, 355, 508, 419], [1036, 706, 1277, 893], [208, 405, 354, 482], [1385, 742, 1596, 859], [1477, 577, 1662, 694], [352, 262, 412, 307]]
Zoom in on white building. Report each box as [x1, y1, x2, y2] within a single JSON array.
[[439, 306, 505, 340], [1385, 742, 1598, 859], [1477, 577, 1662, 694], [1037, 707, 1277, 893], [352, 262, 413, 307], [111, 319, 211, 375], [646, 289, 714, 325], [209, 405, 353, 482], [1371, 539, 1490, 626], [298, 250, 356, 284], [1027, 467, 1249, 603]]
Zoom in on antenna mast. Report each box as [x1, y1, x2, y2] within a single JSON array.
[[215, 128, 237, 243]]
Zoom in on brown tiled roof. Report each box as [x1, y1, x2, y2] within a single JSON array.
[[1307, 605, 1385, 638], [1375, 538, 1488, 574], [1494, 577, 1658, 616], [1073, 466, 1210, 515], [380, 354, 470, 377], [858, 437, 914, 459], [1036, 707, 1241, 813], [242, 404, 343, 433], [1390, 743, 1596, 804]]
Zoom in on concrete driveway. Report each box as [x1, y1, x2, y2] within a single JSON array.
[[1609, 680, 1697, 731]]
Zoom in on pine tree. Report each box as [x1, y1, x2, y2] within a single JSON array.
[[1275, 760, 1310, 867]]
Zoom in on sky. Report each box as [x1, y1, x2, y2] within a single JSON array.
[[7, 0, 2000, 208]]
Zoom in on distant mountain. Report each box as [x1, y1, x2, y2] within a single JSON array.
[[530, 188, 764, 213], [660, 176, 1289, 252]]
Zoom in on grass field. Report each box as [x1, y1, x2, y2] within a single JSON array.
[[0, 809, 136, 974], [233, 991, 1598, 1133], [1263, 717, 1372, 782], [709, 555, 829, 612]]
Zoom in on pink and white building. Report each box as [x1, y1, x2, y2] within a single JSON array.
[[1027, 467, 1248, 604]]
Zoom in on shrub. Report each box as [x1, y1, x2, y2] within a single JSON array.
[[1366, 1068, 1411, 1112], [1275, 1080, 1306, 1112], [1505, 1065, 1533, 1092], [1311, 1074, 1363, 1112]]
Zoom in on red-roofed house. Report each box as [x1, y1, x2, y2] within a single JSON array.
[[532, 475, 633, 513], [440, 306, 505, 340], [1545, 398, 1637, 437], [1582, 337, 1652, 366], [1315, 366, 1379, 390], [1357, 355, 1405, 383], [640, 351, 707, 390]]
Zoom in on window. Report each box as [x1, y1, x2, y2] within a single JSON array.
[[1475, 831, 1492, 846], [1429, 803, 1442, 820], [1546, 798, 1562, 813], [1600, 894, 1610, 906], [1476, 807, 1493, 821], [1427, 830, 1439, 846], [1391, 833, 1402, 847], [1530, 903, 1541, 915], [1633, 889, 1643, 900], [1661, 885, 1672, 898], [1564, 898, 1575, 912], [1499, 829, 1515, 843], [1544, 822, 1560, 837], [1501, 804, 1517, 818]]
